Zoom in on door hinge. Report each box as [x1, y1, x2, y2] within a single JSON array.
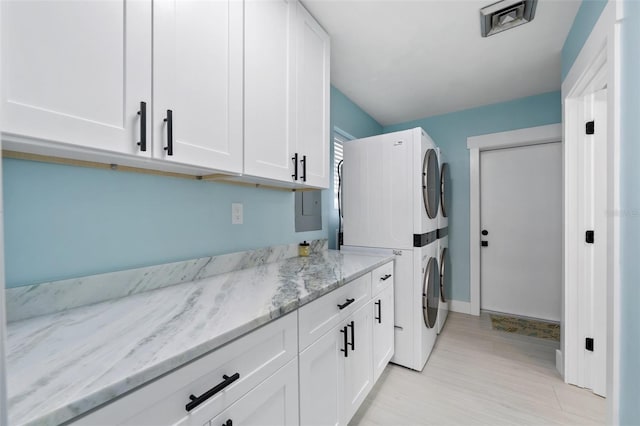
[[585, 337, 594, 352], [586, 121, 595, 135], [586, 230, 595, 244]]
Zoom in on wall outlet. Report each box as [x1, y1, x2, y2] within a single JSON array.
[[231, 203, 243, 225]]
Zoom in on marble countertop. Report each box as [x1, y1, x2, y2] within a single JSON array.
[[6, 250, 393, 426]]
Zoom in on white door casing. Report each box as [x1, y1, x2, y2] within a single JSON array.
[[562, 1, 618, 409], [479, 142, 562, 322], [468, 123, 563, 317]]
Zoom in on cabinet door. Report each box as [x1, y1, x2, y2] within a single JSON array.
[[208, 358, 299, 426], [153, 0, 243, 172], [1, 0, 151, 156], [372, 283, 395, 382], [295, 4, 330, 189], [299, 324, 344, 426], [343, 303, 373, 424], [244, 0, 297, 183]]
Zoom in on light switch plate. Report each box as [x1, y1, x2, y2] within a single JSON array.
[[232, 203, 243, 225]]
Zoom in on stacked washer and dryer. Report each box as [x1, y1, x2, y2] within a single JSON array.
[[341, 127, 448, 372]]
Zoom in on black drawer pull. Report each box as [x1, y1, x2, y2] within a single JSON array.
[[185, 372, 240, 412], [301, 155, 307, 182], [291, 153, 298, 181], [137, 101, 147, 152], [164, 109, 173, 156], [380, 274, 392, 281], [375, 300, 382, 323], [348, 320, 355, 350], [223, 420, 232, 426], [337, 298, 355, 310], [340, 326, 348, 357]]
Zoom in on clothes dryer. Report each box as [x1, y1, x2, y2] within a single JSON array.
[[342, 127, 439, 250]]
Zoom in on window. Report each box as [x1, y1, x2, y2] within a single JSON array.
[[333, 134, 346, 209]]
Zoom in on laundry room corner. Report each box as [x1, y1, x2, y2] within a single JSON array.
[[383, 92, 562, 313]]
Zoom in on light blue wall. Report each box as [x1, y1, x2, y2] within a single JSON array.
[[384, 91, 562, 302], [619, 1, 640, 422], [328, 86, 383, 250], [3, 161, 326, 288], [2, 86, 377, 288], [561, 0, 608, 81]]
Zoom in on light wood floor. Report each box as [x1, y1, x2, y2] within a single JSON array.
[[350, 312, 606, 426]]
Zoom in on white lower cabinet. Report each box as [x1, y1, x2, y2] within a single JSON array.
[[372, 283, 395, 382], [207, 358, 299, 426], [299, 314, 344, 426], [299, 301, 377, 425], [342, 303, 373, 423]]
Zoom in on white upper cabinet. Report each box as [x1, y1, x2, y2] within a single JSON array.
[[244, 0, 297, 183], [244, 0, 330, 188], [1, 0, 152, 157], [295, 3, 330, 188], [153, 0, 243, 173]]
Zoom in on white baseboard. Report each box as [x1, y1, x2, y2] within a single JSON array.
[[556, 349, 564, 377], [449, 300, 473, 315]]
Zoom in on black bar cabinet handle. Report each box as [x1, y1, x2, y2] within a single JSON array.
[[301, 155, 307, 182], [164, 109, 173, 156], [291, 153, 298, 180], [137, 101, 147, 152], [185, 372, 240, 412], [348, 320, 355, 350], [337, 298, 355, 310], [375, 300, 382, 324], [223, 420, 232, 426], [380, 274, 392, 281], [340, 326, 348, 357]]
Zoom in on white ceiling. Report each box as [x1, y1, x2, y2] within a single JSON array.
[[302, 0, 581, 126]]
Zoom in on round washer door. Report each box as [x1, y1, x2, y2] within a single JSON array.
[[440, 162, 450, 218], [422, 257, 440, 328], [422, 149, 440, 219], [439, 247, 448, 302]]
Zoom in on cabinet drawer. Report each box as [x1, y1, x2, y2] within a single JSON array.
[[371, 261, 394, 297], [207, 358, 299, 426], [73, 312, 297, 426], [298, 273, 371, 351]]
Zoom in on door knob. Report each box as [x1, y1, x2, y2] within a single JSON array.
[[481, 230, 488, 236]]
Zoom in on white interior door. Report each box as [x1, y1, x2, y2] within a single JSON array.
[[576, 89, 607, 397], [480, 142, 562, 322], [153, 0, 243, 172]]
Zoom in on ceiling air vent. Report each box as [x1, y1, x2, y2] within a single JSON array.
[[480, 0, 537, 37]]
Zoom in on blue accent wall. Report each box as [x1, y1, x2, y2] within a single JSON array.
[[561, 0, 608, 81], [3, 86, 378, 288], [619, 0, 640, 421], [384, 91, 562, 302], [328, 86, 383, 250]]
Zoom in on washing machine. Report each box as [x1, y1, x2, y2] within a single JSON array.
[[436, 153, 450, 334], [340, 243, 439, 372]]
